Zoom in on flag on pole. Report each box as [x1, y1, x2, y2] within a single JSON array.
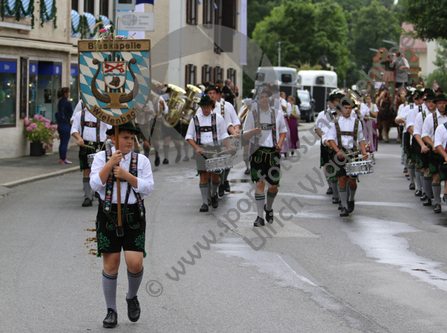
[[432, 80, 440, 91]]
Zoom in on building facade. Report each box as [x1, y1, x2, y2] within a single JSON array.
[[0, 0, 245, 158]]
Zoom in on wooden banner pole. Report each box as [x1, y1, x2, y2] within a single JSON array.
[[115, 126, 124, 237]]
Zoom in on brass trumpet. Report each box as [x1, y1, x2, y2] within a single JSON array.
[[163, 84, 186, 127]]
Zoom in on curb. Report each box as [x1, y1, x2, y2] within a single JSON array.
[[1, 166, 79, 188]]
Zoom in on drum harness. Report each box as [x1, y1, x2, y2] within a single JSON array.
[[193, 113, 220, 155]]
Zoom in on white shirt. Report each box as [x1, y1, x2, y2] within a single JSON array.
[[434, 123, 447, 149], [185, 112, 229, 145], [221, 99, 241, 126], [314, 109, 335, 136], [243, 107, 288, 147], [70, 109, 112, 142], [70, 100, 84, 122], [396, 103, 416, 133], [197, 102, 233, 129], [286, 103, 300, 116], [280, 98, 287, 111], [422, 110, 447, 142], [325, 116, 366, 149], [413, 110, 433, 137], [90, 148, 154, 204]]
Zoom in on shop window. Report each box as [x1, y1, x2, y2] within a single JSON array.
[[0, 59, 17, 127], [185, 64, 197, 85], [186, 0, 198, 25]]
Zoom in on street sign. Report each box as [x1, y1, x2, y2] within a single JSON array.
[[116, 12, 155, 31]]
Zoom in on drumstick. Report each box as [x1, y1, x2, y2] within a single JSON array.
[[83, 144, 96, 149]]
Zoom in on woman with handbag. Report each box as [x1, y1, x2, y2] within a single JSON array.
[[56, 87, 74, 164]]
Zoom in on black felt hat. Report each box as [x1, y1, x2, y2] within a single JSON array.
[[204, 84, 218, 93], [106, 121, 141, 136], [198, 94, 214, 106], [424, 91, 437, 100], [435, 94, 447, 103]]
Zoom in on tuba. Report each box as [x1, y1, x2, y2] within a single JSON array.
[[180, 84, 202, 125], [163, 84, 186, 127]]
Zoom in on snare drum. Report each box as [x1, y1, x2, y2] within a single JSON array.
[[345, 160, 374, 176], [87, 153, 96, 168], [205, 154, 233, 172]]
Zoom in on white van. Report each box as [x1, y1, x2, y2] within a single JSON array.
[[297, 70, 338, 112], [255, 67, 299, 98]]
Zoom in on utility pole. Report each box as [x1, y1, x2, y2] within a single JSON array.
[[278, 41, 285, 67]]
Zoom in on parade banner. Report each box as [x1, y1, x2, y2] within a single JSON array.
[[78, 39, 151, 126]]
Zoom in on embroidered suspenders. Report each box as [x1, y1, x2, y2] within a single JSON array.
[[193, 113, 218, 146], [81, 110, 101, 144], [104, 151, 144, 218], [221, 101, 225, 120], [252, 107, 278, 149], [334, 118, 359, 150], [434, 113, 439, 132]]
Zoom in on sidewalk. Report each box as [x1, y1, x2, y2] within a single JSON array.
[[0, 146, 80, 190]]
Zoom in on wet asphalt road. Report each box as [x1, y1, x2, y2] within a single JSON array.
[[2, 125, 447, 332]]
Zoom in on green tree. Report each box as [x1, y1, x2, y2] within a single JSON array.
[[252, 0, 350, 83], [350, 0, 401, 71], [401, 0, 447, 40], [426, 39, 447, 90], [247, 0, 282, 38]]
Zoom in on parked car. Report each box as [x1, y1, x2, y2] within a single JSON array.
[[297, 89, 315, 122]]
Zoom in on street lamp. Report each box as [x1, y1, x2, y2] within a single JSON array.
[[278, 41, 285, 67]]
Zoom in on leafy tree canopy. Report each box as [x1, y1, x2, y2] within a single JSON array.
[[401, 0, 447, 40], [426, 39, 447, 90], [252, 0, 350, 81]]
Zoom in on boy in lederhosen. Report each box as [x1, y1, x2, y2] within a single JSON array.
[[71, 102, 111, 207], [243, 89, 287, 227], [325, 100, 367, 217], [90, 122, 154, 328], [185, 95, 234, 212], [422, 94, 447, 213]]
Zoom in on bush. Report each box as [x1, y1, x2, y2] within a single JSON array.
[[23, 115, 59, 150]]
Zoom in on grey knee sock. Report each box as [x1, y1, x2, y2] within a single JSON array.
[[243, 153, 249, 169], [349, 186, 357, 201], [415, 170, 422, 191], [327, 179, 331, 188], [424, 177, 433, 198], [184, 143, 189, 155], [83, 178, 92, 200], [163, 145, 170, 160], [409, 165, 415, 184], [420, 173, 425, 193], [200, 184, 209, 205], [255, 194, 265, 218], [102, 271, 117, 312], [339, 187, 348, 209], [175, 145, 181, 158], [211, 181, 220, 196], [433, 183, 441, 205], [143, 147, 150, 158], [266, 191, 277, 210], [331, 179, 339, 199], [127, 268, 144, 300]]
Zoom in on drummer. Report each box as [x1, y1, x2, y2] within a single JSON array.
[[422, 93, 447, 213], [70, 101, 112, 207], [325, 99, 367, 217], [243, 89, 287, 227], [185, 95, 234, 212]]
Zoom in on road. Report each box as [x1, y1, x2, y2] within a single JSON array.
[[2, 124, 447, 332]]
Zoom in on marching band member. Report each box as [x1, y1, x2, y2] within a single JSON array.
[[434, 106, 447, 205], [186, 95, 233, 212], [239, 95, 254, 175], [161, 86, 182, 165], [315, 91, 343, 203], [70, 102, 111, 207], [422, 94, 447, 213], [243, 89, 287, 227], [325, 99, 367, 217], [90, 122, 154, 328]]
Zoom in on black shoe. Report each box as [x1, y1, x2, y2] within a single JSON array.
[[82, 198, 92, 207], [403, 167, 408, 173], [211, 195, 219, 208], [423, 198, 432, 206], [340, 208, 349, 217], [155, 154, 160, 167], [347, 200, 355, 213], [409, 183, 415, 190], [420, 193, 427, 201], [94, 192, 100, 199], [414, 190, 422, 197], [326, 187, 333, 195], [244, 168, 250, 175], [200, 203, 209, 212], [218, 184, 225, 197], [103, 308, 117, 328], [162, 158, 169, 164], [332, 197, 340, 204], [443, 194, 447, 203], [224, 181, 231, 192], [254, 216, 265, 227], [434, 203, 442, 213], [175, 153, 181, 163], [338, 202, 342, 210], [183, 156, 189, 162], [126, 296, 141, 323], [264, 204, 273, 224]]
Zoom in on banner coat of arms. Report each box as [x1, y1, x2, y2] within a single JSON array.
[[78, 40, 151, 126]]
